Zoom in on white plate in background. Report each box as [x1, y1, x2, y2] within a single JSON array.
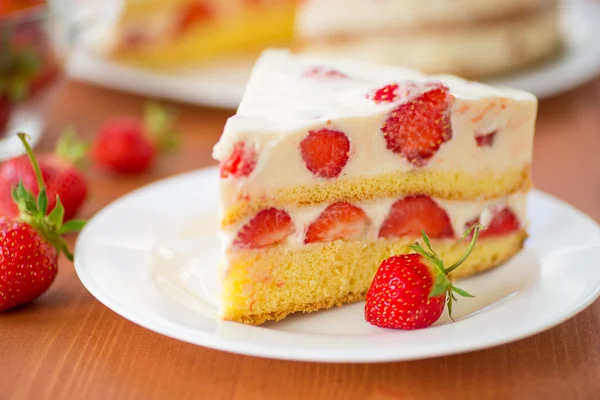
[[65, 0, 600, 108]]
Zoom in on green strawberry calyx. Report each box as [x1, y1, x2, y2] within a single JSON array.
[[143, 101, 179, 152], [410, 224, 483, 320], [11, 132, 87, 261]]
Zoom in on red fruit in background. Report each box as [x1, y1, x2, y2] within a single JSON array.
[[0, 96, 12, 133], [233, 208, 294, 249], [0, 0, 44, 15], [381, 85, 453, 167], [467, 207, 520, 238], [365, 227, 481, 330], [176, 2, 213, 33], [0, 133, 86, 312], [0, 129, 88, 221], [92, 118, 154, 174], [379, 195, 454, 239], [300, 128, 350, 178], [220, 142, 257, 179], [92, 102, 178, 175], [304, 202, 370, 244]]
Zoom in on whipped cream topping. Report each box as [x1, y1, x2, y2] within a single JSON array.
[[222, 192, 528, 250], [296, 0, 553, 37], [213, 50, 537, 209]]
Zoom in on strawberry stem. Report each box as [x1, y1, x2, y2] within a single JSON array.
[[444, 224, 482, 274], [17, 132, 45, 192]]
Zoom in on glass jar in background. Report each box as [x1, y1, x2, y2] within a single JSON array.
[[0, 1, 62, 160]]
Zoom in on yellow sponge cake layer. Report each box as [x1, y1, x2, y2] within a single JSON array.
[[221, 166, 531, 226], [221, 231, 527, 325]]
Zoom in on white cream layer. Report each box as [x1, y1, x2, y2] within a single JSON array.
[[296, 0, 553, 37], [213, 51, 537, 209], [299, 4, 559, 77], [222, 192, 528, 250]]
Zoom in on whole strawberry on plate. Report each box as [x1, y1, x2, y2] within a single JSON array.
[[0, 127, 89, 221], [0, 133, 86, 312], [365, 224, 481, 330], [91, 102, 178, 174]]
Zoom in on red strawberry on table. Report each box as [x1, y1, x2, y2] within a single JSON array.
[[379, 195, 454, 239], [300, 128, 350, 178], [381, 84, 453, 167], [233, 208, 295, 249], [0, 128, 88, 221], [305, 201, 370, 244], [365, 225, 481, 330], [0, 133, 86, 312], [92, 102, 178, 175]]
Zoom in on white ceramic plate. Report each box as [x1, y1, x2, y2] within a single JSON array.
[[74, 168, 600, 363], [65, 0, 600, 108]]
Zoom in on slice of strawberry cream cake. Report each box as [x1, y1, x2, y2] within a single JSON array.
[[212, 49, 536, 325]]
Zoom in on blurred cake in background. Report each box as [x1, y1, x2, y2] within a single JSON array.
[[109, 0, 295, 68], [295, 0, 561, 78]]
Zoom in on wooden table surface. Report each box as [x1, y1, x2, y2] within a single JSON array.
[[1, 78, 599, 400]]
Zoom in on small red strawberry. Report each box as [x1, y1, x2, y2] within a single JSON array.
[[177, 2, 213, 34], [475, 130, 497, 147], [381, 85, 453, 167], [365, 225, 481, 330], [379, 195, 454, 239], [0, 128, 89, 221], [300, 128, 350, 178], [233, 208, 294, 249], [304, 202, 370, 244], [0, 133, 86, 312], [92, 102, 178, 174], [303, 66, 348, 79], [220, 142, 257, 179], [468, 207, 520, 238]]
